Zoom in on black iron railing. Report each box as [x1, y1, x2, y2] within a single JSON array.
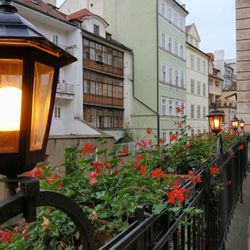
[[100, 142, 248, 250]]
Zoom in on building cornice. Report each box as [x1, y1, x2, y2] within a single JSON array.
[[186, 42, 210, 58]]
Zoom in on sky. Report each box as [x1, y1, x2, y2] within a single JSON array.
[[56, 0, 236, 59], [183, 0, 236, 59]]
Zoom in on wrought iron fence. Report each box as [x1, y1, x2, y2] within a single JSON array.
[[99, 142, 248, 250]]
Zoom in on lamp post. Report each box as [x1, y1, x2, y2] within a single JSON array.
[[207, 106, 225, 157], [239, 118, 245, 135], [231, 115, 239, 132], [0, 2, 94, 249]]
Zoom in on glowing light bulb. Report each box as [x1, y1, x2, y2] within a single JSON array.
[[0, 87, 22, 131], [214, 119, 220, 128]]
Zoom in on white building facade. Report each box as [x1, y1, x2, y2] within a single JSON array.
[[186, 24, 209, 134]]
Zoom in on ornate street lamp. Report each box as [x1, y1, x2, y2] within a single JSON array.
[[0, 0, 76, 177], [239, 118, 245, 132], [207, 106, 225, 156], [231, 115, 239, 131], [0, 2, 93, 249], [207, 107, 225, 135]]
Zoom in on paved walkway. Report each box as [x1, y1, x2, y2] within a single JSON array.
[[225, 169, 250, 250]]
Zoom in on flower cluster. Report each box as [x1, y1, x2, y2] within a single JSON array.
[[82, 143, 96, 156], [167, 185, 187, 204]]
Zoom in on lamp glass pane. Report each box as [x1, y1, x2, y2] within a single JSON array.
[[30, 62, 54, 151], [0, 59, 23, 153], [209, 115, 222, 132]]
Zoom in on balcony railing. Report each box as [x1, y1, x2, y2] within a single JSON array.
[[210, 101, 237, 109], [222, 83, 236, 91], [56, 82, 74, 95], [100, 142, 248, 250]]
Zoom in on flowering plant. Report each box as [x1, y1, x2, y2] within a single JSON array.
[[0, 124, 247, 249]]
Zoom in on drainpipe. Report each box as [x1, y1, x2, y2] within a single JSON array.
[[156, 0, 160, 145]]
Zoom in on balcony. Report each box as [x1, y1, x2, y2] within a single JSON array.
[[84, 94, 123, 107], [209, 101, 237, 109], [222, 82, 236, 91], [56, 82, 74, 100]]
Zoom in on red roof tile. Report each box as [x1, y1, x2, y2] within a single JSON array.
[[68, 8, 94, 21], [14, 0, 68, 22], [68, 8, 108, 25]]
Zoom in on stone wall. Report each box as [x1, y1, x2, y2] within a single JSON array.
[[236, 0, 250, 131], [46, 135, 115, 166]]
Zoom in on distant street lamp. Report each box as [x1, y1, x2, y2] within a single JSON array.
[[231, 115, 239, 131], [207, 106, 225, 156], [239, 118, 245, 135], [0, 1, 93, 249]]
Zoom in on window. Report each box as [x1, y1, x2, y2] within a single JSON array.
[[197, 81, 201, 95], [191, 104, 194, 118], [180, 16, 184, 31], [162, 131, 167, 143], [160, 0, 166, 16], [167, 6, 172, 21], [175, 70, 178, 86], [169, 132, 172, 144], [54, 106, 61, 119], [168, 36, 172, 52], [168, 99, 173, 115], [83, 70, 123, 106], [83, 38, 123, 73], [174, 100, 179, 116], [161, 33, 166, 49], [180, 43, 184, 58], [197, 57, 201, 72], [94, 24, 100, 36], [84, 106, 123, 129], [173, 11, 178, 25], [174, 40, 178, 55], [52, 34, 58, 45], [203, 83, 206, 96], [161, 64, 166, 82], [202, 60, 206, 74], [191, 129, 194, 136], [168, 67, 172, 84], [197, 105, 201, 119], [190, 55, 194, 69], [161, 98, 167, 115], [180, 72, 184, 88], [191, 79, 195, 93], [203, 106, 206, 119]]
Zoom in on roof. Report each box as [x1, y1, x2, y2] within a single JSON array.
[[186, 42, 209, 58], [68, 8, 108, 26], [14, 0, 68, 22]]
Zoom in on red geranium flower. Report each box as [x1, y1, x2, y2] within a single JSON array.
[[25, 167, 43, 178], [151, 169, 165, 178], [159, 138, 166, 144], [167, 185, 186, 204], [120, 147, 129, 155], [0, 230, 13, 243], [170, 133, 177, 141], [138, 165, 147, 174], [89, 171, 97, 185], [82, 143, 96, 156], [47, 175, 63, 189], [239, 144, 244, 151], [210, 167, 220, 175], [177, 122, 182, 129], [146, 128, 152, 134], [103, 160, 111, 169]]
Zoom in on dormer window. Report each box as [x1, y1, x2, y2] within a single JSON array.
[[94, 24, 100, 36]]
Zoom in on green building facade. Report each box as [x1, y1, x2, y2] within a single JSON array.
[[103, 0, 188, 143]]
